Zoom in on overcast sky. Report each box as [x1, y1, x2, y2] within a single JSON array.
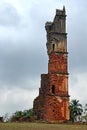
[[0, 0, 87, 116]]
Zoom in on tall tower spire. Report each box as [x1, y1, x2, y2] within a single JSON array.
[[33, 7, 69, 122]]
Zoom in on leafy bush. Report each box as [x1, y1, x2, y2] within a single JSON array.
[[10, 108, 35, 122]]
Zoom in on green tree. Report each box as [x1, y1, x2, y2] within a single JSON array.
[[11, 108, 34, 122], [22, 109, 34, 122], [70, 99, 83, 122], [11, 111, 23, 122]]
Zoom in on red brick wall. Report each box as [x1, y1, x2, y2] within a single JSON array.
[[48, 53, 67, 74], [33, 52, 69, 122]]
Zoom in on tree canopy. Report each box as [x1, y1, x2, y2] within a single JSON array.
[[10, 108, 34, 122], [69, 99, 83, 122]]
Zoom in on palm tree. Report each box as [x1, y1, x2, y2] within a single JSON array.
[[70, 99, 83, 122]]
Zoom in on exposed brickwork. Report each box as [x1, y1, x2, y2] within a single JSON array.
[[33, 7, 69, 122], [48, 53, 67, 74]]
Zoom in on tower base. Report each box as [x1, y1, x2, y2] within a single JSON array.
[[33, 74, 69, 122]]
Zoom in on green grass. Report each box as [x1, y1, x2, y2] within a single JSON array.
[[0, 123, 87, 130]]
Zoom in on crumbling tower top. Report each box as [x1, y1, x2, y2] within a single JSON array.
[[45, 6, 67, 55]]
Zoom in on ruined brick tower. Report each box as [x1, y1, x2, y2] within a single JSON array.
[[33, 6, 69, 122]]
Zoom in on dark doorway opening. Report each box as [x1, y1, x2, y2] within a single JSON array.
[[52, 44, 55, 51], [52, 85, 55, 94]]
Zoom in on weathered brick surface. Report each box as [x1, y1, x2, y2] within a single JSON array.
[[33, 72, 69, 122], [48, 53, 67, 74], [33, 7, 69, 122]]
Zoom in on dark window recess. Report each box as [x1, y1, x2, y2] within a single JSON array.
[[49, 25, 51, 31], [52, 44, 55, 51], [52, 85, 55, 94]]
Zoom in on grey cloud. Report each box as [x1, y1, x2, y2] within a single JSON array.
[[67, 2, 87, 73], [0, 2, 48, 90], [0, 3, 21, 27], [0, 38, 48, 89], [0, 88, 37, 115]]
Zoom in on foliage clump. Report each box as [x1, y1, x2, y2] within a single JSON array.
[[69, 99, 83, 122], [10, 108, 35, 122]]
